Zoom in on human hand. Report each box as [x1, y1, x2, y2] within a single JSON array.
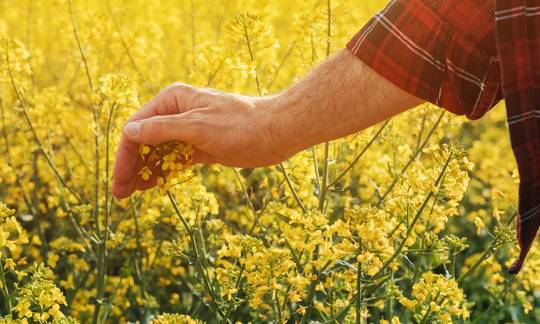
[[112, 83, 287, 199]]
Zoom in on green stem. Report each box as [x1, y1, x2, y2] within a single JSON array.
[[318, 0, 332, 212], [91, 100, 116, 324], [300, 260, 332, 323], [328, 120, 390, 189], [0, 261, 12, 314], [225, 265, 244, 318], [233, 168, 271, 247], [68, 7, 104, 281], [279, 162, 306, 213], [93, 245, 106, 324], [376, 154, 451, 280], [68, 0, 93, 90], [326, 0, 332, 57], [5, 42, 82, 203], [458, 213, 517, 283], [103, 102, 116, 237], [418, 305, 433, 324], [273, 282, 283, 323], [242, 19, 262, 95], [266, 40, 297, 90], [376, 111, 445, 207], [311, 146, 321, 194], [131, 199, 149, 308], [415, 109, 428, 150], [166, 191, 230, 322], [68, 0, 99, 230], [319, 142, 331, 211], [356, 246, 363, 324], [105, 0, 155, 92]]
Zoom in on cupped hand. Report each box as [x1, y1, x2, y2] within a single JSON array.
[[112, 83, 287, 199]]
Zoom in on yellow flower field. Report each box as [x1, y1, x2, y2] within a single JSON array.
[[0, 0, 537, 323]]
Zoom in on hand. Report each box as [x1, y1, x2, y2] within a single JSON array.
[[112, 83, 287, 199]]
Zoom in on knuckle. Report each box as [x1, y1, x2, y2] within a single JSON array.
[[160, 83, 193, 102], [166, 82, 193, 94], [158, 83, 198, 113], [202, 87, 224, 97]]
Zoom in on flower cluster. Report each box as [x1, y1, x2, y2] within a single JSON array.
[[0, 202, 72, 323], [399, 272, 469, 323], [0, 202, 28, 257], [14, 264, 68, 322], [139, 141, 195, 190], [151, 313, 201, 324]]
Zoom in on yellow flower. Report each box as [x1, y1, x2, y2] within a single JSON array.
[[399, 297, 418, 311], [33, 312, 50, 322], [14, 299, 32, 318], [474, 217, 485, 235], [4, 258, 16, 270], [381, 317, 401, 324], [138, 166, 152, 181], [48, 304, 64, 320], [140, 145, 151, 160]]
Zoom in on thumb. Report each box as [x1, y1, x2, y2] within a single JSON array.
[[123, 114, 199, 145]]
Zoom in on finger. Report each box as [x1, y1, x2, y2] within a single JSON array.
[[123, 113, 205, 146], [113, 85, 192, 198], [127, 83, 200, 123], [136, 176, 158, 191], [192, 149, 216, 165], [114, 150, 162, 199], [112, 136, 143, 199], [112, 175, 137, 199]]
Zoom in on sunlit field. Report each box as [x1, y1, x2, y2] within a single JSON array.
[[0, 0, 537, 323]]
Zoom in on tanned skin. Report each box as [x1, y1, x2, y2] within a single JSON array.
[[112, 49, 424, 199]]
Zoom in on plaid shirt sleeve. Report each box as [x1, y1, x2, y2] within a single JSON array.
[[346, 0, 502, 120], [495, 0, 540, 275], [347, 0, 540, 274]]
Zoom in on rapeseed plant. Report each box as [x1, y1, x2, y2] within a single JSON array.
[[0, 0, 536, 322]]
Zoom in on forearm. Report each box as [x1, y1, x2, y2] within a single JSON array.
[[264, 49, 424, 157]]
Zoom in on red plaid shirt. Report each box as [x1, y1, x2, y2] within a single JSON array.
[[347, 0, 540, 274]]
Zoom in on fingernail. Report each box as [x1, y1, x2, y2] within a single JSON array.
[[124, 122, 140, 137]]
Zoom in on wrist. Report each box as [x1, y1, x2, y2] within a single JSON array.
[[248, 94, 301, 162], [259, 91, 314, 158]]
